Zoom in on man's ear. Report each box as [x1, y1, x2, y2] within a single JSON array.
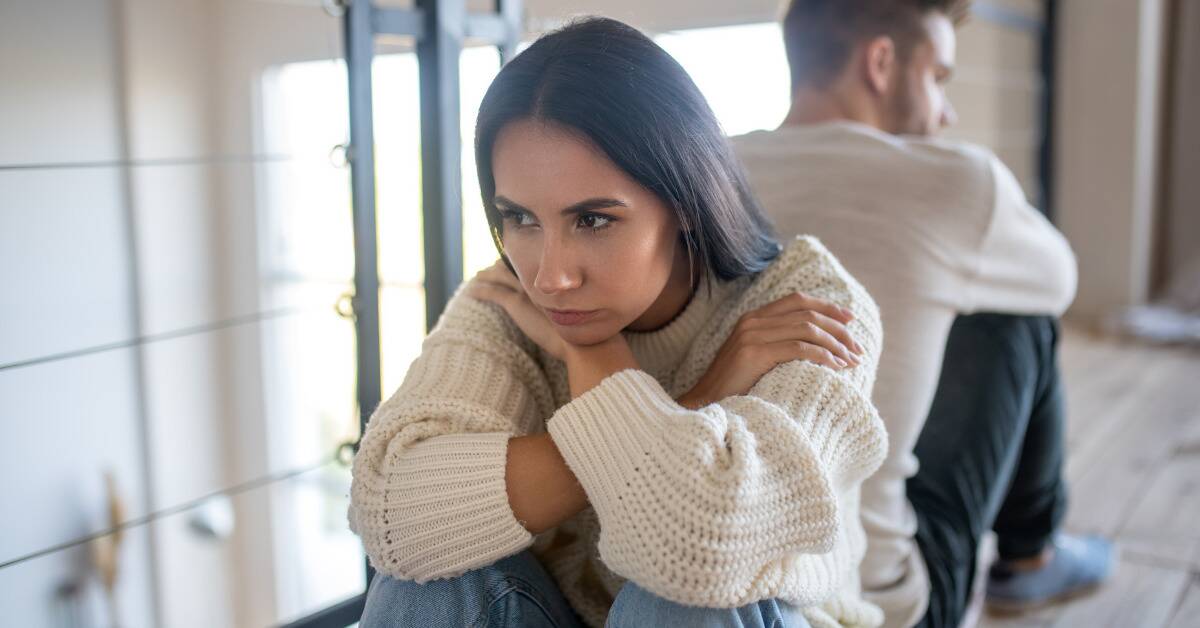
[[861, 35, 897, 95]]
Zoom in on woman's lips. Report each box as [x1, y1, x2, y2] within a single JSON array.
[[545, 308, 599, 326]]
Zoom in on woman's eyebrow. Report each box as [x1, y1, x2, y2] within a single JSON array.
[[493, 195, 528, 212], [561, 197, 627, 215], [493, 195, 628, 216]]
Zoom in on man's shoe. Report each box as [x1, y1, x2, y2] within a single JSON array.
[[985, 534, 1115, 613]]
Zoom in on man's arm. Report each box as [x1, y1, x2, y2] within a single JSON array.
[[965, 155, 1078, 315]]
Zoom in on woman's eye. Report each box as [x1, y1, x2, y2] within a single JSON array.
[[500, 210, 534, 228], [578, 213, 613, 230]]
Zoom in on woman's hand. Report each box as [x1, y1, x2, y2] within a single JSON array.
[[677, 292, 864, 409], [468, 259, 638, 397], [467, 260, 568, 360]]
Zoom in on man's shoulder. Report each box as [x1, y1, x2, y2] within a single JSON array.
[[733, 124, 997, 183], [830, 127, 999, 184], [897, 134, 998, 175]]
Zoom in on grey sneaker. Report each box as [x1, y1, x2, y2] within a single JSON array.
[[985, 534, 1115, 613]]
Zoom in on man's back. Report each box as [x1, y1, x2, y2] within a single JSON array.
[[733, 120, 1076, 625]]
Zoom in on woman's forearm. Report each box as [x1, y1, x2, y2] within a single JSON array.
[[505, 337, 638, 535], [563, 336, 639, 398], [506, 433, 589, 534]]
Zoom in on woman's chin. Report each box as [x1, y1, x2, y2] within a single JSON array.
[[554, 322, 622, 348]]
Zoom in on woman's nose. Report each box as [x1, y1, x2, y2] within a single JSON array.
[[532, 240, 582, 295]]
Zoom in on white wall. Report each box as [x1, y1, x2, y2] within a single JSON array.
[[118, 1, 240, 626], [2, 0, 358, 626], [1055, 0, 1168, 322], [1161, 0, 1200, 288], [0, 1, 158, 625]]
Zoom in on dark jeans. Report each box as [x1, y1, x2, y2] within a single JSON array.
[[908, 314, 1068, 628]]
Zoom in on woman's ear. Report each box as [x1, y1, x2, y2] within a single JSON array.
[[862, 35, 897, 96]]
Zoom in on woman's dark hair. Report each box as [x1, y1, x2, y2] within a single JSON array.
[[474, 16, 780, 283]]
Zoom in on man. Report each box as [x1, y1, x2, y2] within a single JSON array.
[[731, 1, 1114, 626]]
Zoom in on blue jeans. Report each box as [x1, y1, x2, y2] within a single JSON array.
[[359, 549, 812, 628]]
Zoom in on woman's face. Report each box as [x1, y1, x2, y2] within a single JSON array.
[[491, 118, 691, 346]]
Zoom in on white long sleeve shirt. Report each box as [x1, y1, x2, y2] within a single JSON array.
[[733, 121, 1077, 628]]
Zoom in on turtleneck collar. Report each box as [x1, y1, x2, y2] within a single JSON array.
[[622, 275, 740, 378]]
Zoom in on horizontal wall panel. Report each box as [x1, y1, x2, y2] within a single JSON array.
[[0, 168, 135, 368], [120, 0, 216, 161], [0, 347, 148, 565], [947, 80, 1041, 135], [138, 298, 354, 508], [1, 159, 344, 370], [958, 16, 1041, 72], [134, 158, 344, 338], [0, 522, 156, 628], [129, 162, 225, 337], [0, 0, 122, 167]]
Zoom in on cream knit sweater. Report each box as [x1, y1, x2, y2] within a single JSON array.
[[348, 236, 888, 628]]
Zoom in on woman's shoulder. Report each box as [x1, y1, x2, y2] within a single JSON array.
[[747, 235, 875, 310], [700, 235, 880, 351], [771, 234, 837, 272], [425, 280, 540, 356]]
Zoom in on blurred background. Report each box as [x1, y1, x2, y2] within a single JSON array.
[[1, 0, 1196, 627]]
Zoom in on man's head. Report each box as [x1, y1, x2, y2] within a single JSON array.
[[782, 0, 969, 136]]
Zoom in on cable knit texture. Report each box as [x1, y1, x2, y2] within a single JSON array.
[[349, 236, 888, 628]]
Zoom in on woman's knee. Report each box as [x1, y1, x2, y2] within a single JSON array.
[[360, 552, 579, 628], [605, 581, 809, 628], [360, 569, 487, 627]]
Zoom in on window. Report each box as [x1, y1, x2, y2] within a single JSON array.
[[654, 22, 790, 136], [256, 45, 502, 621]]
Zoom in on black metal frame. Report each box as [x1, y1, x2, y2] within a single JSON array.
[[282, 1, 521, 626]]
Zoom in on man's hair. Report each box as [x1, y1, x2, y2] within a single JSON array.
[[782, 0, 971, 89]]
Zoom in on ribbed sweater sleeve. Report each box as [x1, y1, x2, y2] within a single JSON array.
[[348, 293, 555, 582], [546, 236, 888, 608]]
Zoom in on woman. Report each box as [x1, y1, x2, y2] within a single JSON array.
[[349, 17, 887, 628]]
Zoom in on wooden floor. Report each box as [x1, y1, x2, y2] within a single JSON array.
[[978, 327, 1200, 628]]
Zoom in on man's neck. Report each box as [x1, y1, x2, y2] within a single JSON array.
[[780, 86, 886, 132]]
